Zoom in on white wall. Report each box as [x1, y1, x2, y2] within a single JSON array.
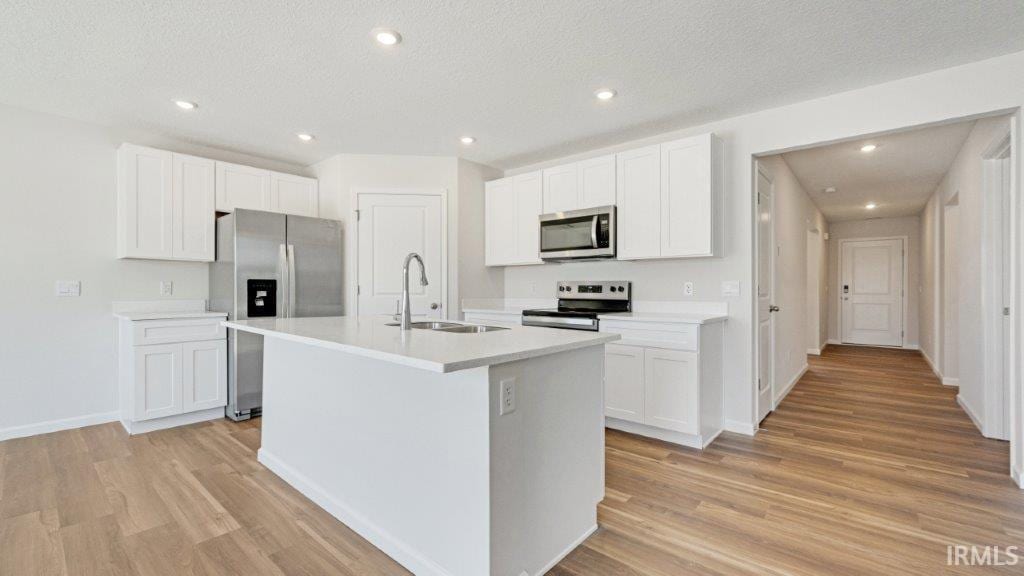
[[943, 203, 960, 380], [501, 50, 1024, 433], [919, 115, 1013, 434], [311, 153, 501, 319], [826, 216, 922, 347], [919, 192, 941, 369], [0, 103, 310, 436]]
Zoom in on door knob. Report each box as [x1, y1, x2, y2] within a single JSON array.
[[430, 302, 440, 310], [769, 305, 780, 312]]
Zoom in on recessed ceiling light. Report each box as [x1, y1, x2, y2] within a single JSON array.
[[460, 136, 476, 145], [865, 202, 877, 210], [297, 133, 315, 142], [373, 28, 401, 46], [824, 186, 837, 194], [860, 144, 877, 153], [595, 88, 617, 101], [175, 100, 198, 110]]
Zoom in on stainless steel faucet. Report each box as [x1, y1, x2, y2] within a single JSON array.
[[400, 252, 429, 329]]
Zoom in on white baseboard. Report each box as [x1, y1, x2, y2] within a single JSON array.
[[1013, 466, 1024, 489], [902, 343, 920, 350], [806, 344, 826, 356], [943, 377, 960, 387], [605, 417, 719, 449], [259, 448, 459, 576], [827, 338, 842, 345], [723, 419, 756, 436], [920, 348, 942, 380], [957, 394, 984, 434], [0, 410, 120, 442], [531, 524, 597, 576], [121, 407, 225, 435], [774, 364, 807, 408]]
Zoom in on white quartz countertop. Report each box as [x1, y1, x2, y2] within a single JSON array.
[[598, 311, 728, 325], [224, 316, 619, 373], [114, 311, 227, 321]]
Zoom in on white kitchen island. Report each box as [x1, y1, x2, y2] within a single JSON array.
[[224, 316, 619, 576]]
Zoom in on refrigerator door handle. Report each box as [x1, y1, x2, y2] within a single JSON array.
[[287, 244, 297, 318], [278, 244, 289, 318]]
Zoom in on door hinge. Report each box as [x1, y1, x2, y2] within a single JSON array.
[[355, 209, 360, 221], [357, 285, 361, 295], [1005, 307, 1011, 316]]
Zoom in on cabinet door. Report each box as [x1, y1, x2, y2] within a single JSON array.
[[118, 144, 173, 259], [513, 171, 543, 264], [643, 348, 700, 434], [577, 154, 616, 209], [270, 172, 319, 217], [616, 145, 661, 260], [215, 162, 271, 212], [661, 135, 712, 257], [485, 177, 516, 266], [182, 340, 227, 413], [542, 164, 578, 214], [172, 153, 216, 261], [133, 344, 183, 421], [604, 344, 644, 423]]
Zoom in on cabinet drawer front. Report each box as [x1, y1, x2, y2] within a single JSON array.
[[599, 321, 698, 351], [133, 319, 225, 345]]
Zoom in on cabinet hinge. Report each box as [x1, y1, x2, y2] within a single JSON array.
[[356, 209, 361, 221], [1005, 307, 1011, 316], [357, 285, 361, 295]]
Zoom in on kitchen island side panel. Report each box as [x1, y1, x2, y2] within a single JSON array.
[[258, 336, 492, 576]]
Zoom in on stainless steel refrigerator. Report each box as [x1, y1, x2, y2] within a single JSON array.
[[209, 209, 343, 421]]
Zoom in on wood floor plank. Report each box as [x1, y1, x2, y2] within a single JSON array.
[[1, 345, 1021, 575]]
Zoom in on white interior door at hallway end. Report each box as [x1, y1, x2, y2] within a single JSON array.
[[840, 238, 904, 347], [357, 193, 444, 318], [756, 163, 775, 423]]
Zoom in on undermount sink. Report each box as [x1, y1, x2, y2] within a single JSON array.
[[435, 324, 509, 333], [384, 321, 509, 333]]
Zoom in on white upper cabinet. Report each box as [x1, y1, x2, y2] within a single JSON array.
[[616, 145, 662, 260], [172, 153, 216, 261], [484, 171, 543, 266], [617, 133, 723, 260], [542, 164, 578, 213], [513, 172, 543, 264], [661, 134, 723, 258], [577, 154, 616, 209], [215, 161, 271, 212], [485, 177, 516, 266], [118, 144, 174, 259], [270, 172, 319, 217]]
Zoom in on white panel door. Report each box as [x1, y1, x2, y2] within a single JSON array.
[[643, 348, 700, 434], [119, 144, 173, 259], [485, 177, 516, 266], [182, 340, 227, 413], [215, 161, 271, 212], [616, 145, 661, 260], [513, 171, 543, 264], [841, 238, 903, 346], [604, 344, 644, 423], [577, 154, 616, 209], [357, 193, 444, 318], [171, 153, 215, 261], [756, 163, 775, 423], [133, 344, 182, 421], [542, 164, 578, 214], [270, 172, 319, 217], [661, 136, 712, 257]]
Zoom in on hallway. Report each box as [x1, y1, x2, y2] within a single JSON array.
[[564, 345, 1021, 575]]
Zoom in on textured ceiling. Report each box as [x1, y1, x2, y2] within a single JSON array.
[[1, 1, 1022, 169], [780, 120, 976, 222]]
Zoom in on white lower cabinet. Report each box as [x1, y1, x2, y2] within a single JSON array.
[[118, 315, 227, 434], [601, 319, 723, 449]]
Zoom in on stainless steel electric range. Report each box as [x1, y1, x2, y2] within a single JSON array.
[[521, 280, 632, 331]]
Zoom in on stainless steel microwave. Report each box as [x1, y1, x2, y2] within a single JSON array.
[[539, 205, 616, 261]]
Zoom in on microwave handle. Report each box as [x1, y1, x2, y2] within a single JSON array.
[[591, 216, 599, 248]]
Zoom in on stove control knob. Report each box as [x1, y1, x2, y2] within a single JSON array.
[[559, 286, 565, 292], [618, 286, 626, 292], [609, 286, 617, 292], [565, 286, 572, 292]]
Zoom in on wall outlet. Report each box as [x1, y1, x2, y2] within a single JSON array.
[[55, 280, 81, 297], [683, 282, 694, 296], [500, 378, 516, 416], [160, 280, 174, 296]]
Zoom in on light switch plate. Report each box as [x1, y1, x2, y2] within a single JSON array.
[[721, 280, 741, 297], [55, 280, 81, 297], [160, 281, 174, 296]]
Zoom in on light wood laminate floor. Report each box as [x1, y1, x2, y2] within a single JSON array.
[[1, 345, 1020, 575]]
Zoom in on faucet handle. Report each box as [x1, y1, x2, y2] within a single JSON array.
[[393, 299, 402, 321]]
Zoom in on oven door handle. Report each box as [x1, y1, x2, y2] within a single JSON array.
[[590, 216, 599, 248]]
